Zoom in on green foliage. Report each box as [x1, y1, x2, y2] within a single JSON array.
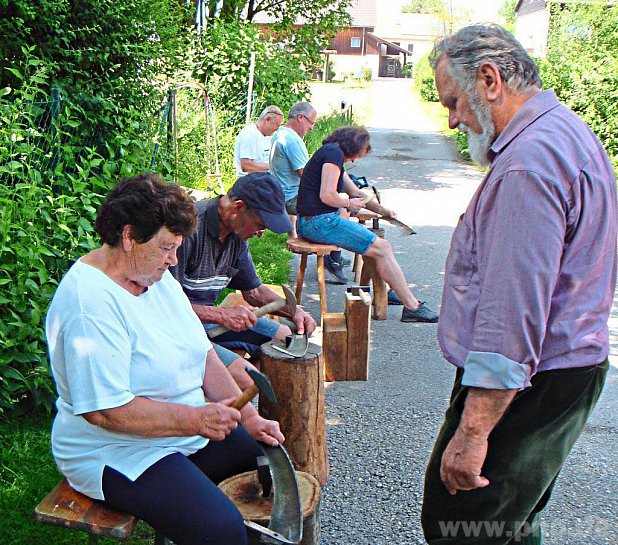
[[361, 66, 373, 82], [499, 0, 518, 33], [0, 0, 352, 415], [402, 63, 414, 79], [539, 3, 618, 171], [248, 232, 292, 285], [414, 53, 439, 102], [305, 113, 356, 155], [1, 0, 194, 109]]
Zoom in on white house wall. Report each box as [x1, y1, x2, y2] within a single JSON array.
[[330, 54, 380, 80], [515, 8, 550, 57]]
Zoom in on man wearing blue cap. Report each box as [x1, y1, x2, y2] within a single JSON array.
[[171, 172, 316, 388]]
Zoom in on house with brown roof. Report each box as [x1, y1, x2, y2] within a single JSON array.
[[323, 0, 411, 79]]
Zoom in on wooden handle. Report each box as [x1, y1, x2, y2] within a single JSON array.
[[231, 384, 259, 410], [253, 298, 286, 318], [207, 299, 287, 338], [363, 192, 377, 205]]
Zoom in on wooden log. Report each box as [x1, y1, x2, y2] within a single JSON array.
[[322, 312, 348, 382], [344, 289, 371, 381], [219, 470, 321, 545], [259, 342, 329, 485]]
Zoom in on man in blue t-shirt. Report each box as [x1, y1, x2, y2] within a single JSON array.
[[270, 102, 350, 282], [269, 102, 316, 239]]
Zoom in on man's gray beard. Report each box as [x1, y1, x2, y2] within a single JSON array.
[[462, 91, 496, 167]]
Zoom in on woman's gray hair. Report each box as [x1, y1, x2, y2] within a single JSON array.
[[288, 101, 316, 120], [429, 24, 542, 95]]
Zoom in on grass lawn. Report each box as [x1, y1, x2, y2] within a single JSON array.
[[1, 412, 159, 545]]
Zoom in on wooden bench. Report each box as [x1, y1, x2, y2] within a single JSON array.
[[34, 478, 169, 544]]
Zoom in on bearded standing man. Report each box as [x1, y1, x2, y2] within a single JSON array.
[[421, 25, 616, 544]]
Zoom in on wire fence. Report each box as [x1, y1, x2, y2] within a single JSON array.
[[0, 83, 253, 194]]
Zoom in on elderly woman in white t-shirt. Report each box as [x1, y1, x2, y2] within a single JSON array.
[[46, 173, 284, 545]]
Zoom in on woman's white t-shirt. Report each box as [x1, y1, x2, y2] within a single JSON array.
[[46, 260, 211, 500]]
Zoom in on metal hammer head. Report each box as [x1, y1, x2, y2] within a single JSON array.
[[245, 367, 277, 404], [281, 284, 296, 315], [371, 185, 381, 203]]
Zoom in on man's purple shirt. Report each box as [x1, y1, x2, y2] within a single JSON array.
[[438, 90, 617, 389]]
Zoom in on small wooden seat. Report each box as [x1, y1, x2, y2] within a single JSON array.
[[351, 210, 380, 223], [286, 237, 340, 316], [34, 479, 168, 544]]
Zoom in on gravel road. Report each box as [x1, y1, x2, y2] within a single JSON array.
[[292, 78, 618, 545]]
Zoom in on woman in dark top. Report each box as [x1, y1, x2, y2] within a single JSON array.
[[297, 126, 438, 323]]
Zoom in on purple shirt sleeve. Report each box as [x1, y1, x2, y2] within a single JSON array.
[[462, 170, 567, 389]]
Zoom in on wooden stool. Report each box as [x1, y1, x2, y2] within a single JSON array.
[[34, 478, 168, 544], [219, 470, 321, 545], [286, 237, 340, 316], [259, 342, 329, 486]]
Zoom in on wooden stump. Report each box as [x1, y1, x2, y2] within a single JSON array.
[[322, 288, 371, 382], [219, 470, 321, 545], [344, 289, 371, 380], [322, 312, 348, 382], [259, 342, 329, 485]]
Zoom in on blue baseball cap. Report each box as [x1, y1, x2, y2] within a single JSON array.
[[231, 173, 293, 234]]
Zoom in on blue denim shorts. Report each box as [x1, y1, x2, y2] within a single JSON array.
[[297, 211, 377, 255], [204, 317, 280, 365]]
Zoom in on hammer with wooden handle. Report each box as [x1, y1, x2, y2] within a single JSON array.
[[231, 367, 277, 410], [207, 284, 296, 339]]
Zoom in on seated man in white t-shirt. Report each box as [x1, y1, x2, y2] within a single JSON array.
[[233, 105, 283, 176]]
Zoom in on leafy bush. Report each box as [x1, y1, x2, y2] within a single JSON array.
[[539, 3, 618, 171], [305, 113, 356, 155], [361, 66, 372, 82], [0, 1, 349, 415], [414, 53, 439, 102]]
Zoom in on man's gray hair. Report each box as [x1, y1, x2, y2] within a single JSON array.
[[288, 101, 316, 120], [429, 24, 542, 95], [259, 105, 283, 120]]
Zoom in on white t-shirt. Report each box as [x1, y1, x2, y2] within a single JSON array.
[[233, 122, 270, 176], [46, 260, 211, 500]]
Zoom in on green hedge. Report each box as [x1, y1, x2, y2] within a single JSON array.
[[414, 52, 439, 102], [539, 3, 618, 172]]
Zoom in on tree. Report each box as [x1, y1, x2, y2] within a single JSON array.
[[499, 0, 518, 33], [203, 0, 351, 69], [539, 2, 618, 170], [402, 0, 445, 15], [401, 0, 470, 34]]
